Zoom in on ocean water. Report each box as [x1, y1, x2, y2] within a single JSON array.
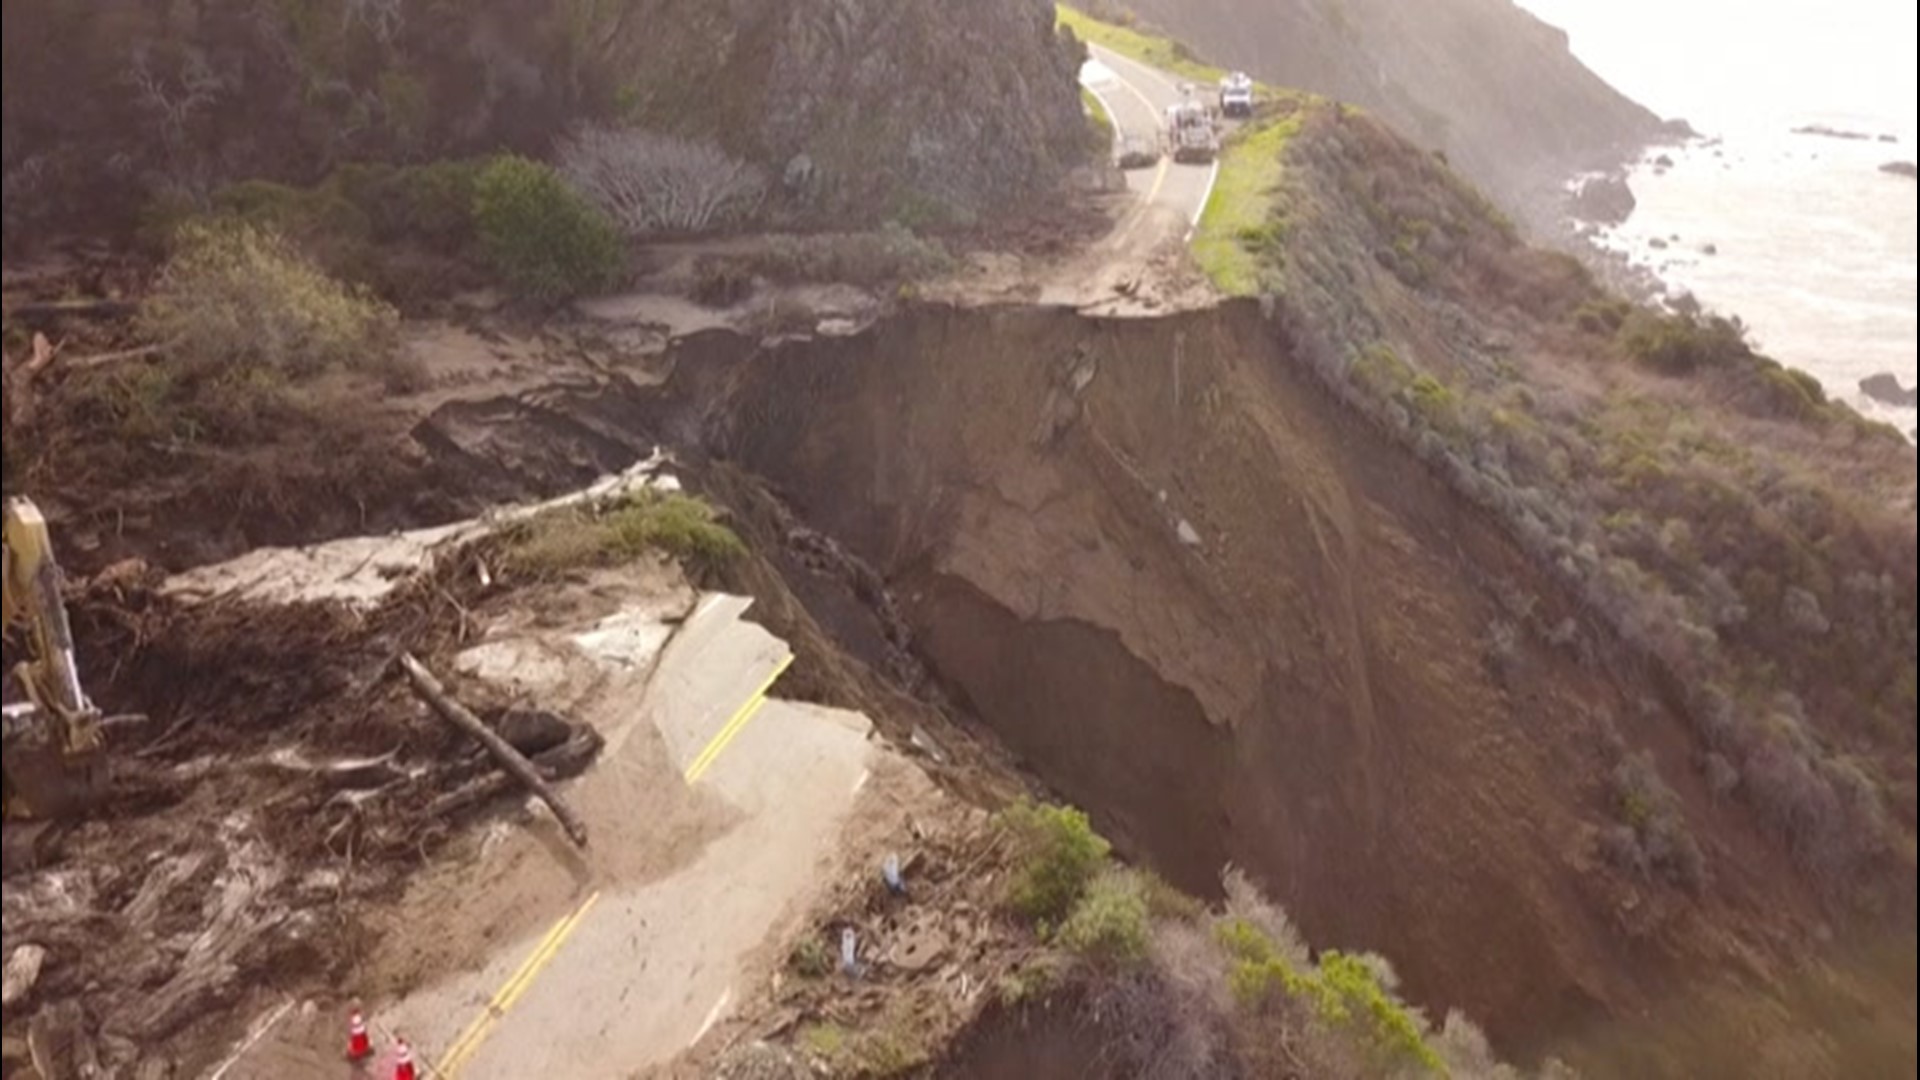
[[1518, 0, 1919, 432]]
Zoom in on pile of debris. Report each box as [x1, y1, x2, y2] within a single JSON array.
[[1, 520, 616, 1078], [717, 806, 1043, 1076]]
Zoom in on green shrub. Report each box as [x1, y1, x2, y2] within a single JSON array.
[[473, 155, 625, 302], [139, 222, 401, 381], [1748, 361, 1831, 422], [394, 160, 486, 248], [1216, 918, 1443, 1074], [799, 1015, 929, 1077], [502, 490, 746, 576], [998, 799, 1111, 924], [1619, 311, 1751, 375], [212, 179, 373, 245], [204, 179, 379, 279], [1059, 870, 1151, 966], [787, 935, 832, 979], [1573, 297, 1631, 335], [634, 492, 750, 567], [328, 159, 486, 251], [1315, 951, 1445, 1073], [1139, 869, 1207, 921], [1351, 342, 1414, 398], [1606, 752, 1706, 889], [1407, 372, 1461, 432], [994, 955, 1063, 1006]]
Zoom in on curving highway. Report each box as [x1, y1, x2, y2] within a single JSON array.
[[1080, 45, 1222, 246]]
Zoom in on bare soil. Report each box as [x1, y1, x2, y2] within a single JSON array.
[[656, 303, 1911, 1075]]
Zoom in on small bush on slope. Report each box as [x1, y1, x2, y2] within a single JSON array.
[[139, 221, 401, 382], [502, 489, 746, 577], [474, 155, 625, 302], [1059, 869, 1152, 966], [998, 798, 1111, 924]]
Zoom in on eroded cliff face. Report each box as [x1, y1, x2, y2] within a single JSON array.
[[1100, 0, 1671, 219], [0, 0, 1085, 238], [689, 304, 1815, 1057]]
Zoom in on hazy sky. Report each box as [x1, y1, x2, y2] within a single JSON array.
[[1515, 0, 1919, 133]]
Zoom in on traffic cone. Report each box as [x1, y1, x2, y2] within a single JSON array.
[[391, 1036, 417, 1080], [345, 1005, 372, 1062]]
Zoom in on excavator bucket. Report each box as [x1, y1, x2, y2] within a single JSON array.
[[2, 704, 104, 819]]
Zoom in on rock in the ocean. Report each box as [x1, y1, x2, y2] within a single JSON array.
[[1880, 161, 1917, 178], [1860, 373, 1918, 408], [1570, 174, 1636, 224], [1794, 123, 1872, 141]]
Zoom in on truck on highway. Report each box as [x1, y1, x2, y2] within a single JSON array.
[[1163, 100, 1219, 165], [1219, 71, 1255, 119]]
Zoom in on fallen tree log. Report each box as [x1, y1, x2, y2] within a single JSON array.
[[426, 726, 603, 822], [399, 654, 589, 847], [4, 298, 139, 324]]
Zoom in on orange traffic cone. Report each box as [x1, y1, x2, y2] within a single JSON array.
[[391, 1036, 417, 1080], [346, 1005, 372, 1062]]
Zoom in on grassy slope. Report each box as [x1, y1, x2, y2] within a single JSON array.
[[1191, 113, 1301, 294], [1056, 5, 1226, 84]]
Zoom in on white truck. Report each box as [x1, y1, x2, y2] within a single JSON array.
[[1219, 71, 1255, 119], [1164, 100, 1219, 165]]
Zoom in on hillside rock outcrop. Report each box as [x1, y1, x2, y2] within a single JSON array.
[[1, 0, 1085, 240], [1861, 372, 1918, 407], [1570, 173, 1637, 225]]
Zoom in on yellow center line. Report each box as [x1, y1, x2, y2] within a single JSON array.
[[436, 890, 602, 1077], [684, 653, 794, 783], [1145, 157, 1170, 204]]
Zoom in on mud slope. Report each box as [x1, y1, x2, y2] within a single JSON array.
[[672, 303, 1833, 1058]]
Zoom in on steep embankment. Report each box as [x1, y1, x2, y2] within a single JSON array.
[[641, 96, 1913, 1075], [689, 303, 1909, 1074], [1, 0, 1085, 240], [1074, 0, 1674, 220]]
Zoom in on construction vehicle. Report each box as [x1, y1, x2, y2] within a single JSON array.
[[3, 496, 105, 819], [1219, 72, 1255, 119], [1117, 134, 1160, 170], [1164, 99, 1220, 165]]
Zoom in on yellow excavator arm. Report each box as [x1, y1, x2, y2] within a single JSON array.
[[3, 496, 105, 818]]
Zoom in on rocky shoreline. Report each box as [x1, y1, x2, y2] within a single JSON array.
[[1549, 131, 1917, 425]]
